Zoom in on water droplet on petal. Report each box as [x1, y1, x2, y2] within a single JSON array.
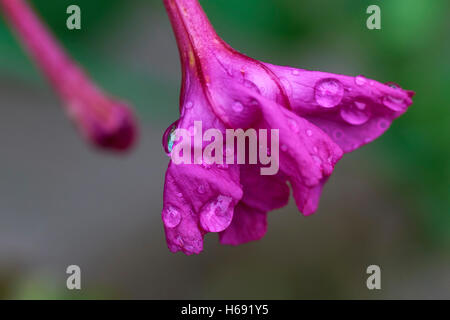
[[355, 75, 367, 86], [314, 78, 344, 108], [197, 184, 206, 194], [306, 129, 313, 137], [176, 192, 183, 198], [313, 146, 318, 153], [333, 129, 344, 140], [289, 119, 299, 133], [162, 121, 179, 154], [200, 195, 234, 232], [312, 155, 322, 165], [385, 82, 401, 89], [340, 102, 370, 125], [232, 101, 244, 113], [281, 144, 288, 152], [355, 101, 366, 110], [163, 206, 182, 228], [292, 69, 300, 76], [185, 101, 193, 109], [383, 95, 406, 112]]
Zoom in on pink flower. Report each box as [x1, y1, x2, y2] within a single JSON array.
[[162, 0, 414, 254], [0, 0, 138, 151]]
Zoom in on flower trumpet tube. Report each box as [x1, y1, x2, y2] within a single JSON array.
[[0, 0, 138, 151], [162, 0, 414, 254]]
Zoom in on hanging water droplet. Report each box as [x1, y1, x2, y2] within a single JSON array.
[[289, 119, 299, 133], [162, 121, 179, 154], [314, 78, 344, 108], [340, 102, 370, 125], [355, 75, 367, 86], [383, 95, 406, 112], [162, 206, 182, 228], [306, 129, 313, 137], [200, 195, 234, 232], [232, 101, 244, 113]]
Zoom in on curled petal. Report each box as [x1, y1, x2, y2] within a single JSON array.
[[239, 164, 290, 213], [263, 64, 414, 153]]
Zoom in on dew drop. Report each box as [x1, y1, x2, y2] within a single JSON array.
[[292, 69, 300, 76], [163, 206, 182, 228], [289, 119, 300, 133], [355, 75, 367, 86], [314, 78, 344, 108], [281, 78, 293, 96], [281, 144, 288, 152], [306, 129, 313, 137], [383, 95, 406, 112], [232, 101, 244, 113], [176, 192, 183, 198], [200, 195, 234, 232], [355, 101, 366, 110], [185, 101, 194, 109], [340, 102, 370, 125]]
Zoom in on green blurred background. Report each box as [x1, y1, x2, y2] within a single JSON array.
[[0, 0, 449, 299]]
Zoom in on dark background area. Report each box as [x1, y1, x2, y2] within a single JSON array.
[[0, 0, 449, 299]]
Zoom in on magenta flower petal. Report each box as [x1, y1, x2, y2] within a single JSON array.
[[162, 0, 415, 254], [263, 65, 415, 153], [163, 162, 243, 255], [0, 0, 138, 152], [219, 203, 267, 246]]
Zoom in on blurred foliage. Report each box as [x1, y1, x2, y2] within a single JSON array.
[[0, 0, 449, 298]]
